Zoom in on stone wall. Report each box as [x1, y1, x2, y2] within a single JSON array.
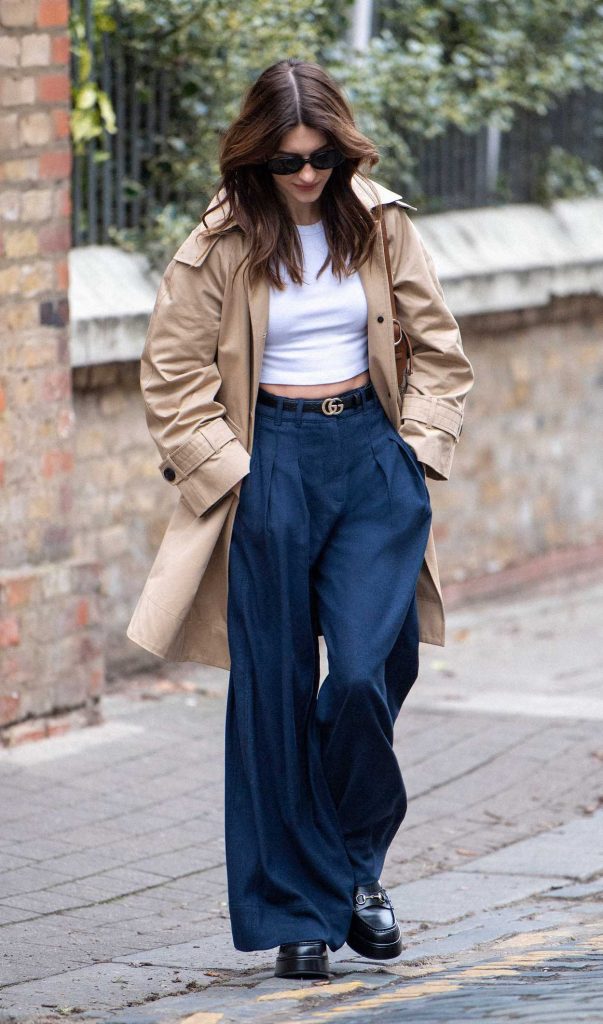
[[432, 294, 603, 581], [0, 0, 104, 736], [71, 362, 173, 675]]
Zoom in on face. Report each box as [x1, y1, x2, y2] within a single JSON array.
[[269, 124, 335, 215]]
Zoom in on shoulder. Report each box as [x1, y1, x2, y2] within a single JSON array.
[[171, 186, 246, 269], [352, 174, 418, 251], [381, 200, 418, 251], [171, 224, 245, 276], [351, 172, 417, 213]]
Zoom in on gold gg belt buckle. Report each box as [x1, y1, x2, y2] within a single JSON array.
[[321, 396, 344, 415]]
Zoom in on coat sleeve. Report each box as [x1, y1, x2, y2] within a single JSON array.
[[140, 243, 251, 517], [387, 205, 475, 481]]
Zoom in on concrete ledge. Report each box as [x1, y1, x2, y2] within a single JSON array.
[[69, 246, 160, 367], [68, 197, 603, 367], [419, 197, 603, 316]]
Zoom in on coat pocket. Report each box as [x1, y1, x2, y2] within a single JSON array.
[[390, 430, 428, 489]]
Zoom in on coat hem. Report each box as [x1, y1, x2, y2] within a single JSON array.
[[125, 627, 169, 661], [419, 633, 445, 646]]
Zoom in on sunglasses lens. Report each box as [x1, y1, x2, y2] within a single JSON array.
[[266, 156, 303, 175], [312, 149, 344, 169]]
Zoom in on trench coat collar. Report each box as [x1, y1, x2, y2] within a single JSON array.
[[173, 174, 416, 266]]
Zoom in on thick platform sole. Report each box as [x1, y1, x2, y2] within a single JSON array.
[[346, 926, 404, 961], [274, 952, 330, 979]]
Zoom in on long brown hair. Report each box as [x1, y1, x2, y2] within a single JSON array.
[[203, 59, 382, 290]]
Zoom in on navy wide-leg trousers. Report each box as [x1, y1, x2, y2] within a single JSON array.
[[224, 382, 432, 952]]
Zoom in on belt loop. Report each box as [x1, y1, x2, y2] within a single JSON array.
[[295, 397, 303, 427], [360, 387, 368, 413], [275, 395, 284, 426]]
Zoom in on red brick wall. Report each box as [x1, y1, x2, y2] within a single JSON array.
[[0, 0, 105, 740]]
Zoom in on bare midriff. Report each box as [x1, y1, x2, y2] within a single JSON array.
[[259, 368, 370, 399]]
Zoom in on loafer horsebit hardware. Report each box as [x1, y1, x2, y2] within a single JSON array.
[[355, 890, 387, 906], [321, 396, 344, 415]]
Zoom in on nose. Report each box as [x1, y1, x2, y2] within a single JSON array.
[[299, 162, 318, 183]]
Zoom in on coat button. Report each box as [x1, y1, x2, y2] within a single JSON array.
[[377, 315, 384, 323], [163, 467, 176, 482]]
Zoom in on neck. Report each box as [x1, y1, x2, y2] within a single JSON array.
[[286, 198, 322, 225]]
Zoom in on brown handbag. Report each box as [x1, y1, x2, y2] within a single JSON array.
[[380, 216, 414, 395]]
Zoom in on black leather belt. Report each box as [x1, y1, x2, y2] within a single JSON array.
[[257, 381, 375, 415]]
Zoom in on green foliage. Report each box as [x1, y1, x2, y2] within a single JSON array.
[[328, 0, 603, 194], [372, 0, 603, 123], [71, 0, 603, 261], [69, 0, 117, 157], [535, 146, 603, 203]]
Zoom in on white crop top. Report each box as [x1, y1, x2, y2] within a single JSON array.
[[259, 220, 369, 385]]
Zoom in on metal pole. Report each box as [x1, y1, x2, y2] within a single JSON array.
[[486, 125, 501, 198], [349, 0, 373, 51], [84, 0, 97, 243]]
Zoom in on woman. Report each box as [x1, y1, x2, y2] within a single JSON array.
[[127, 58, 474, 979]]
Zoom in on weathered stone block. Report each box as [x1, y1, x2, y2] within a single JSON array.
[[0, 188, 20, 221], [36, 72, 69, 104], [37, 0, 69, 28], [20, 109, 52, 147], [21, 32, 51, 66], [0, 156, 38, 181], [0, 34, 19, 66], [0, 617, 20, 648], [21, 187, 52, 220], [4, 227, 38, 258], [0, 74, 35, 106], [0, 0, 37, 27]]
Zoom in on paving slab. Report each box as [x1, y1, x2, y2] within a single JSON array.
[[544, 877, 603, 900], [454, 810, 603, 881], [112, 933, 275, 973], [0, 963, 215, 1018], [385, 870, 570, 924]]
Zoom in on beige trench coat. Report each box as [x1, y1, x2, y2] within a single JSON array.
[[127, 174, 475, 668]]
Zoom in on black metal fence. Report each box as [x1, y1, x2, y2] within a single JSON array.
[[70, 0, 603, 245], [70, 1, 173, 246], [409, 89, 603, 212]]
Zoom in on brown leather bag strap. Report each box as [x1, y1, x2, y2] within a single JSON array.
[[380, 215, 414, 381]]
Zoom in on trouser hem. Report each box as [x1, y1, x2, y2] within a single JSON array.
[[229, 902, 354, 954]]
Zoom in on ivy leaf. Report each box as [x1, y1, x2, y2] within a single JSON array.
[[76, 81, 97, 111], [98, 90, 117, 133]]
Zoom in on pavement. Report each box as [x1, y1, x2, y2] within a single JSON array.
[[0, 565, 602, 1023]]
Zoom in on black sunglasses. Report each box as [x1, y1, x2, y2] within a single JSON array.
[[265, 148, 346, 175]]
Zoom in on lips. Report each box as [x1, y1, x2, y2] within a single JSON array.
[[295, 184, 318, 191]]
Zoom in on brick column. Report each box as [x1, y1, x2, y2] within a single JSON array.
[[0, 0, 104, 742]]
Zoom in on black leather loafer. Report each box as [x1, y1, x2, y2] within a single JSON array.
[[346, 882, 403, 960], [274, 939, 330, 979]]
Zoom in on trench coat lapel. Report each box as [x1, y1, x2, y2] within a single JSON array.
[[247, 275, 270, 412]]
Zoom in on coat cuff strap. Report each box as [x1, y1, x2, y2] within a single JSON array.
[[401, 395, 463, 439], [158, 418, 238, 484]]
